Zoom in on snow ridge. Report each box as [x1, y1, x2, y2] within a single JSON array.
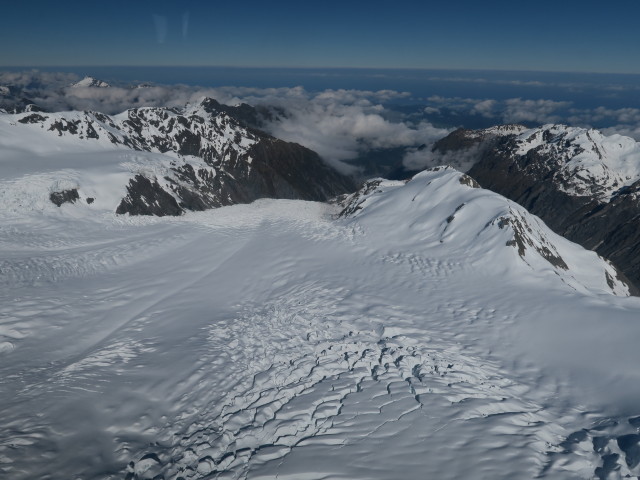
[[340, 166, 631, 297]]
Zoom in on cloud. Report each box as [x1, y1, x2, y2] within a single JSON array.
[[4, 70, 639, 173], [470, 99, 497, 118], [0, 71, 450, 174], [423, 95, 571, 125], [262, 95, 444, 160], [0, 70, 79, 90], [601, 124, 640, 141], [402, 143, 487, 173], [568, 106, 640, 126], [245, 89, 448, 173], [502, 98, 571, 124]]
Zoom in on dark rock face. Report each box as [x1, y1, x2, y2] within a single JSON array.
[[116, 175, 183, 217], [155, 138, 356, 215], [495, 213, 568, 270], [50, 189, 79, 207], [18, 113, 48, 124], [246, 139, 356, 203], [434, 125, 640, 291]]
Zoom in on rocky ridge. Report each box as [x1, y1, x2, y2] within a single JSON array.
[[432, 124, 640, 289]]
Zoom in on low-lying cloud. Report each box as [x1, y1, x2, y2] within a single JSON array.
[[425, 95, 571, 125], [423, 94, 640, 141], [2, 71, 640, 178], [402, 143, 487, 173], [0, 71, 451, 174]]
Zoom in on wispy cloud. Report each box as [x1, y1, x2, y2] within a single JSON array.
[[424, 95, 570, 124], [502, 98, 571, 124], [402, 143, 486, 173]]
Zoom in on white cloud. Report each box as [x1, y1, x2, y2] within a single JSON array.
[[502, 98, 571, 124], [254, 90, 449, 173], [470, 99, 497, 118], [568, 106, 640, 127], [601, 124, 640, 141], [0, 71, 450, 174], [423, 95, 572, 125], [402, 143, 487, 173]]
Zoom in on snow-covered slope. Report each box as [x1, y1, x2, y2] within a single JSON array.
[[340, 167, 631, 297], [2, 163, 640, 480], [511, 124, 640, 199], [0, 100, 354, 216], [431, 124, 640, 290]]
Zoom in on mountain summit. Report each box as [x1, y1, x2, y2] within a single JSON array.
[[70, 76, 111, 88]]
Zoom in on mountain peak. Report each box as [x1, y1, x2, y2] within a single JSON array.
[[340, 167, 632, 297], [71, 76, 110, 88]]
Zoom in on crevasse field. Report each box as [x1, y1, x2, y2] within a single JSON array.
[[2, 163, 640, 479]]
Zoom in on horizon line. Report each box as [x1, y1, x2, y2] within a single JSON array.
[[2, 65, 640, 76]]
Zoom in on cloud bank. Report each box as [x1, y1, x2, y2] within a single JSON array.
[[2, 71, 639, 177], [0, 71, 451, 174], [422, 94, 640, 141]]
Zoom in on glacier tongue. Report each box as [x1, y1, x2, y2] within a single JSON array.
[[1, 168, 640, 479]]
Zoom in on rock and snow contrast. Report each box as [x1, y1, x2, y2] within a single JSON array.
[[431, 124, 640, 289], [2, 147, 640, 480], [470, 124, 640, 200], [0, 98, 354, 216], [71, 76, 111, 88]]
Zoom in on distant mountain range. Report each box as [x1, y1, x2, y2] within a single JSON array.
[[1, 77, 639, 290], [0, 97, 354, 216]]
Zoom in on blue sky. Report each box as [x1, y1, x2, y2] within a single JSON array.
[[2, 0, 640, 73]]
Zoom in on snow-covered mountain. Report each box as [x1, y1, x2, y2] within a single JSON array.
[[431, 124, 640, 289], [2, 158, 640, 480], [0, 98, 355, 216], [70, 76, 111, 88], [339, 167, 632, 297]]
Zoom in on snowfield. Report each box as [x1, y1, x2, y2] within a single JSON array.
[[2, 168, 640, 480]]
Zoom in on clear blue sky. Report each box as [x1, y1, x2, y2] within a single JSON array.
[[2, 0, 639, 73]]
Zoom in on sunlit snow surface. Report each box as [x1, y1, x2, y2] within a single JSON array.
[[2, 170, 640, 480]]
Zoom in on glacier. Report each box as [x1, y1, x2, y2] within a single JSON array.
[[2, 159, 640, 479]]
